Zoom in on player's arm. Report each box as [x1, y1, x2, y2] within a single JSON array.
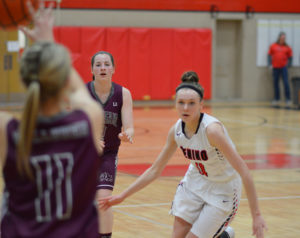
[[69, 70, 104, 155], [206, 122, 267, 238], [119, 87, 134, 143], [19, 0, 91, 109], [99, 125, 178, 209], [21, 1, 104, 154], [24, 0, 102, 117], [0, 112, 14, 167], [19, 1, 55, 43], [21, 0, 104, 154]]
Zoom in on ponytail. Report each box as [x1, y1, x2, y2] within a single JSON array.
[[16, 81, 40, 179], [18, 42, 71, 179]]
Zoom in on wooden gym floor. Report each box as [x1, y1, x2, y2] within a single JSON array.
[[1, 101, 300, 237], [114, 101, 300, 238]]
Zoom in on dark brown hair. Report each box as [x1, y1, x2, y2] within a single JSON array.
[[176, 71, 204, 100], [276, 32, 288, 46], [91, 51, 115, 80]]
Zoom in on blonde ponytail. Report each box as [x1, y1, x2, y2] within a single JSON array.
[[18, 42, 71, 179], [17, 82, 40, 179]]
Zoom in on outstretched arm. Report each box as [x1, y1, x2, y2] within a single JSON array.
[[19, 1, 54, 42], [206, 122, 267, 238], [20, 0, 104, 154], [99, 126, 178, 209], [19, 1, 93, 106], [69, 70, 104, 154]]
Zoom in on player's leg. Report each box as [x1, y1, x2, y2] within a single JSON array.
[[96, 152, 118, 238], [188, 203, 236, 238], [272, 68, 281, 103], [282, 66, 291, 103], [97, 189, 113, 238], [184, 228, 235, 238], [217, 226, 235, 238], [170, 182, 205, 238], [172, 216, 193, 238]]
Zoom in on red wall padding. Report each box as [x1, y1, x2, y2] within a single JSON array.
[[150, 29, 173, 99], [54, 27, 212, 100], [50, 0, 300, 13], [128, 28, 151, 99]]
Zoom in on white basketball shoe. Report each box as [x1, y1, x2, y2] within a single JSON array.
[[222, 226, 235, 238]]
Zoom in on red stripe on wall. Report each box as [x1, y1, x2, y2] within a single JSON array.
[[48, 0, 300, 13]]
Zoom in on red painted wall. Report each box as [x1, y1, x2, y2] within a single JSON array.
[[52, 0, 300, 13], [54, 27, 212, 100]]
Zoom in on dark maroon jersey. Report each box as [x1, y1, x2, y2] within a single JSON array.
[[86, 81, 123, 153], [1, 110, 100, 238]]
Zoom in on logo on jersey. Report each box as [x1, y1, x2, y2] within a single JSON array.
[[100, 172, 113, 182], [104, 111, 118, 127], [180, 146, 208, 161], [113, 102, 118, 107]]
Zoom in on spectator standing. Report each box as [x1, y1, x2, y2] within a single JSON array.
[[268, 31, 293, 107]]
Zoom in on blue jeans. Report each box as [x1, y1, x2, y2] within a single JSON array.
[[272, 66, 291, 101]]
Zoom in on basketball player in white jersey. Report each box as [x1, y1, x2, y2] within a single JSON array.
[[99, 71, 267, 238]]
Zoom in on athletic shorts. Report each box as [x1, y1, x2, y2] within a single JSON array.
[[97, 151, 118, 190], [169, 181, 240, 238]]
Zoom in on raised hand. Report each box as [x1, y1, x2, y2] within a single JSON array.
[[19, 0, 55, 42]]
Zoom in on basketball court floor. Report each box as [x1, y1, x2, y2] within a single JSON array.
[[113, 101, 300, 238], [0, 101, 299, 237]]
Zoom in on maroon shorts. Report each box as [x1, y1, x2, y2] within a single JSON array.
[[97, 151, 118, 190]]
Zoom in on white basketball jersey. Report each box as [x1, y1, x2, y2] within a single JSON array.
[[174, 113, 241, 210]]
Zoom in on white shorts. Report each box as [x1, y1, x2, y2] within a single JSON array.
[[169, 182, 240, 238]]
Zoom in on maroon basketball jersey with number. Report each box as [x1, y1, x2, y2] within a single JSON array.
[[1, 110, 100, 238], [86, 81, 123, 153]]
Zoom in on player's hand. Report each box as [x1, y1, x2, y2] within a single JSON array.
[[252, 214, 267, 238], [98, 194, 125, 211], [98, 139, 105, 154], [96, 139, 105, 155], [118, 131, 133, 143], [99, 139, 105, 149], [19, 0, 55, 42]]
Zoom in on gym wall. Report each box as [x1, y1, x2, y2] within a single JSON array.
[[1, 0, 300, 102], [54, 27, 212, 100]]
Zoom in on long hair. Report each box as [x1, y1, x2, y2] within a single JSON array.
[[17, 42, 71, 179], [276, 32, 288, 46]]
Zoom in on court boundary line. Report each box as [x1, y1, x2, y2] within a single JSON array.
[[114, 208, 172, 229], [112, 195, 300, 231], [113, 195, 300, 208]]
